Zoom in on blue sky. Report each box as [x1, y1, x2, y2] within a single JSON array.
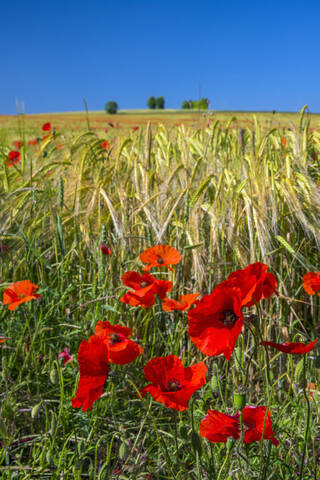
[[1, 0, 320, 114]]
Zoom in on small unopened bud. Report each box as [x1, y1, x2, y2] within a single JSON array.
[[49, 367, 58, 385], [31, 402, 42, 419], [210, 364, 219, 392], [119, 442, 129, 460]]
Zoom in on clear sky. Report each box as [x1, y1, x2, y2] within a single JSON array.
[[1, 0, 320, 114]]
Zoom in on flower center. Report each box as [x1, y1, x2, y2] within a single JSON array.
[[140, 281, 149, 288], [109, 333, 124, 346], [157, 256, 165, 264], [18, 293, 27, 299], [221, 310, 238, 328], [165, 378, 183, 392]]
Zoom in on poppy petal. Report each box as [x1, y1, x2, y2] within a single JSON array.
[[261, 339, 318, 354], [72, 336, 109, 412]]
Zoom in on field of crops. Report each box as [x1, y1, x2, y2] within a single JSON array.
[[0, 107, 319, 479]]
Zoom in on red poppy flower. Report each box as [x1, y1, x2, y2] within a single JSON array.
[[133, 126, 139, 132], [0, 244, 9, 255], [6, 150, 21, 167], [42, 134, 50, 141], [221, 262, 277, 307], [162, 293, 200, 312], [28, 139, 38, 146], [303, 272, 320, 296], [12, 141, 22, 149], [281, 137, 287, 149], [57, 143, 63, 149], [104, 128, 109, 133], [188, 286, 244, 361], [140, 355, 207, 411], [200, 406, 278, 445], [120, 290, 156, 308], [242, 406, 279, 446], [0, 338, 6, 344], [58, 347, 73, 365], [42, 122, 51, 131], [120, 271, 172, 308], [200, 410, 240, 443], [72, 335, 109, 412], [3, 280, 41, 311], [94, 321, 143, 365], [100, 242, 111, 255], [140, 245, 182, 272], [101, 140, 110, 150], [261, 338, 318, 354]]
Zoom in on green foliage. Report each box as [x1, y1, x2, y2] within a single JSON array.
[[199, 97, 209, 109], [147, 96, 156, 109], [184, 98, 210, 109], [105, 101, 118, 114], [156, 96, 165, 109]]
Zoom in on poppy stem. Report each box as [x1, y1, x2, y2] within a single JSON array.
[[173, 411, 180, 467], [299, 354, 311, 480], [217, 439, 234, 480], [128, 379, 177, 479], [252, 302, 271, 402]]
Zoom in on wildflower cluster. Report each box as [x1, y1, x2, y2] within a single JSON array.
[[2, 243, 318, 456], [68, 245, 318, 446]]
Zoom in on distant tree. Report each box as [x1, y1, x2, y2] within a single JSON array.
[[199, 98, 209, 110], [105, 101, 118, 114], [182, 100, 190, 109], [156, 96, 165, 109], [147, 96, 157, 109]]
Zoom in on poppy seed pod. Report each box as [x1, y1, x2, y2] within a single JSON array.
[[233, 392, 246, 410]]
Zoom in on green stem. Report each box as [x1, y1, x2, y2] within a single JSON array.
[[128, 379, 177, 479], [299, 354, 311, 480], [173, 411, 180, 468]]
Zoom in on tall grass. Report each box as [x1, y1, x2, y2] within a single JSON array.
[[0, 108, 319, 479]]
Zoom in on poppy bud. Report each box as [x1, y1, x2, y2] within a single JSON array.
[[233, 392, 246, 410], [210, 364, 219, 392], [49, 366, 58, 384], [100, 242, 111, 255], [31, 402, 42, 419], [234, 346, 242, 371], [119, 442, 129, 460]]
